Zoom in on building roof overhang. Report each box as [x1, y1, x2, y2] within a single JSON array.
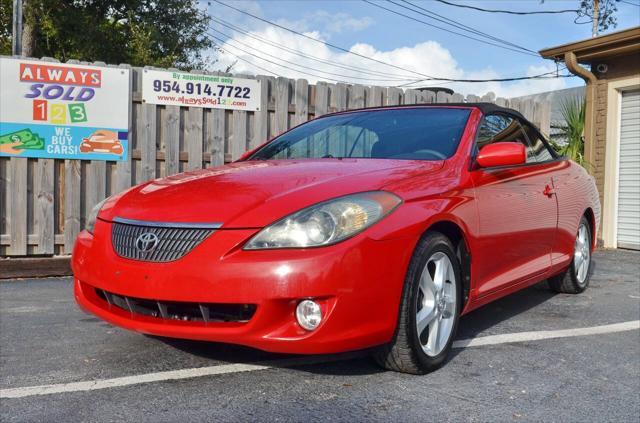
[[539, 26, 640, 64]]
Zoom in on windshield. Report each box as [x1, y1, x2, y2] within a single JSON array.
[[250, 107, 471, 161]]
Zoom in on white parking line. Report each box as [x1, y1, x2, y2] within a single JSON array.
[[0, 363, 270, 399], [451, 320, 640, 348], [1, 320, 638, 399]]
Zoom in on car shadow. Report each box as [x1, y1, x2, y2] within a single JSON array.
[[455, 281, 556, 340], [154, 281, 557, 376], [154, 336, 381, 376], [446, 280, 557, 362]]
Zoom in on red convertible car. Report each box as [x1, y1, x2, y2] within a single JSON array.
[[73, 104, 600, 374]]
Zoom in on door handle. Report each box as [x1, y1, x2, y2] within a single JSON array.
[[543, 185, 555, 197]]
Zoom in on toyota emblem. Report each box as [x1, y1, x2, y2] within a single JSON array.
[[135, 232, 159, 253]]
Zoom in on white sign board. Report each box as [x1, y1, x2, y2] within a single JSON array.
[[142, 69, 261, 111], [0, 58, 130, 161]]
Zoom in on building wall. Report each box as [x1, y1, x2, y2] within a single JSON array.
[[593, 79, 608, 215], [592, 52, 640, 241], [594, 54, 640, 80]]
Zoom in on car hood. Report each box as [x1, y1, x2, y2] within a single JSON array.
[[99, 159, 444, 228]]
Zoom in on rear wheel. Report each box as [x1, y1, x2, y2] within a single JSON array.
[[373, 231, 462, 374], [549, 216, 592, 294]]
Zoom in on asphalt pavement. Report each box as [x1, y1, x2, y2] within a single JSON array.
[[1, 249, 639, 422]]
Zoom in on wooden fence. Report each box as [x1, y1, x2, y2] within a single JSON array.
[[0, 59, 551, 257]]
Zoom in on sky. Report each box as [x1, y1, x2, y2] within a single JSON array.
[[199, 0, 640, 98]]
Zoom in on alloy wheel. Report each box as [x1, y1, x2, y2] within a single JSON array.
[[416, 252, 457, 357], [574, 223, 591, 285]]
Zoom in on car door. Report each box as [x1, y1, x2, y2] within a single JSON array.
[[470, 113, 558, 297], [519, 118, 570, 269]]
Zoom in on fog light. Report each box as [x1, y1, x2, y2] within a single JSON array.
[[296, 300, 322, 331]]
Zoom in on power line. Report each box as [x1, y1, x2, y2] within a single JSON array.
[[208, 15, 572, 85], [210, 25, 572, 85], [209, 16, 421, 80], [208, 33, 357, 84], [210, 28, 573, 84], [395, 68, 572, 86], [397, 0, 537, 54], [201, 2, 574, 84], [211, 0, 443, 81], [211, 0, 561, 82], [434, 0, 578, 15], [363, 0, 540, 57], [619, 0, 640, 6], [210, 37, 421, 87], [209, 40, 287, 79], [208, 27, 423, 83]]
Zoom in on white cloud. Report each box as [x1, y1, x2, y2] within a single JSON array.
[[271, 11, 373, 38], [310, 11, 374, 34], [499, 64, 569, 98], [210, 20, 567, 99]]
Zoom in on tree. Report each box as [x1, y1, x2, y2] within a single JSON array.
[[1, 0, 217, 70], [575, 0, 620, 36], [0, 0, 11, 54], [555, 96, 588, 168]]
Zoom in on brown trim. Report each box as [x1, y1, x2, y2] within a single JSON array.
[[539, 26, 640, 63], [563, 52, 597, 84], [562, 52, 597, 171], [0, 256, 72, 279]]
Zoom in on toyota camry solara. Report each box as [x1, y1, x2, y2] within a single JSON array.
[[73, 103, 600, 374]]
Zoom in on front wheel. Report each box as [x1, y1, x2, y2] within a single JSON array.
[[549, 216, 592, 294], [373, 231, 462, 374]]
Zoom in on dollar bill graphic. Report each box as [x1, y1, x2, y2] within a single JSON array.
[[0, 129, 45, 150]]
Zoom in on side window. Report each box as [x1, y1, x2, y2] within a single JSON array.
[[476, 114, 509, 149], [476, 114, 534, 163], [521, 122, 555, 163]]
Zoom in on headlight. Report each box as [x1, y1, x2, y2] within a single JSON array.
[[86, 197, 108, 234], [244, 191, 401, 249]]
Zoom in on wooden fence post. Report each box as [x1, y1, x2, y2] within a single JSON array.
[[164, 105, 180, 175], [295, 79, 309, 126], [7, 158, 27, 255], [367, 86, 384, 107], [275, 77, 290, 136], [386, 87, 402, 105], [34, 156, 54, 254], [251, 75, 271, 149], [63, 160, 81, 254], [114, 64, 133, 192], [31, 57, 56, 254]]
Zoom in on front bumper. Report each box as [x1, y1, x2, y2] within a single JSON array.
[[72, 219, 415, 354]]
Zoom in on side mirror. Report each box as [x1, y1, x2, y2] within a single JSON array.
[[477, 142, 526, 168]]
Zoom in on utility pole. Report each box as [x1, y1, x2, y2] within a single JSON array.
[[592, 0, 600, 37], [11, 0, 23, 55]]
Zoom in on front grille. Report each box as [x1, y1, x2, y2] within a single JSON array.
[[95, 288, 257, 323], [111, 218, 219, 262]]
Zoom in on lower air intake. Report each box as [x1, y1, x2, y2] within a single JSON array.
[[95, 289, 257, 323]]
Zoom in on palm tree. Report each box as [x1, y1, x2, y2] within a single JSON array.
[[556, 96, 587, 168]]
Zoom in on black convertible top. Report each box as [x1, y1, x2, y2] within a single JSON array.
[[328, 102, 528, 122], [320, 101, 550, 143]]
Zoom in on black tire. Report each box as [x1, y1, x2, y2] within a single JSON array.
[[548, 216, 592, 294], [373, 231, 462, 374]]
